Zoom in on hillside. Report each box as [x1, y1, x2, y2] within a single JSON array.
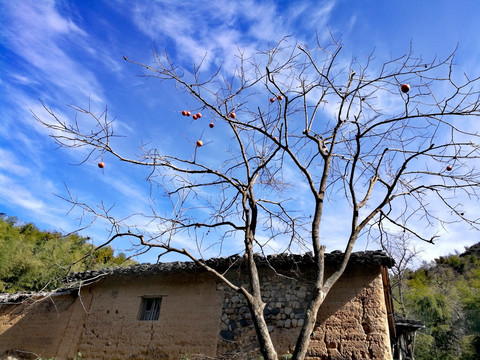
[[399, 243, 480, 360], [0, 215, 134, 293]]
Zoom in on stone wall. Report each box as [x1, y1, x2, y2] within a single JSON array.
[[217, 272, 309, 356], [217, 263, 393, 359]]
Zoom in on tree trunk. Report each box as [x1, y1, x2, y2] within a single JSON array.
[[291, 286, 327, 360], [291, 245, 328, 360], [246, 295, 278, 360], [244, 204, 278, 360]]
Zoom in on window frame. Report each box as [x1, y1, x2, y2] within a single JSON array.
[[138, 296, 163, 321]]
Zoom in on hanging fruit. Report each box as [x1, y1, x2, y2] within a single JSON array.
[[98, 162, 105, 168], [196, 140, 203, 147], [401, 84, 410, 93]]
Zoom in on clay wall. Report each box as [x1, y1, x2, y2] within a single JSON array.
[[0, 272, 223, 360], [75, 272, 223, 360], [1, 263, 392, 360], [0, 292, 85, 359], [307, 266, 393, 359]]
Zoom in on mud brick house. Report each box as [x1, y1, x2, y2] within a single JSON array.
[[0, 251, 421, 359]]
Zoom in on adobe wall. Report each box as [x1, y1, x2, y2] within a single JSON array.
[[74, 272, 223, 360], [307, 266, 393, 359], [218, 264, 393, 359], [0, 292, 85, 359], [1, 263, 392, 360], [0, 272, 223, 360]]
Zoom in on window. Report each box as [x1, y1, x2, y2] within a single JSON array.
[[139, 297, 162, 321]]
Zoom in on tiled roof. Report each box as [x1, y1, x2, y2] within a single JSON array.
[[394, 314, 425, 329], [0, 250, 394, 304], [65, 250, 394, 281]]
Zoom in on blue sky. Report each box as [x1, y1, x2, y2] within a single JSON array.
[[1, 0, 480, 264]]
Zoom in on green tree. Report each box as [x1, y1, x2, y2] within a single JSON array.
[[403, 246, 480, 359], [460, 267, 480, 359], [0, 216, 133, 293]]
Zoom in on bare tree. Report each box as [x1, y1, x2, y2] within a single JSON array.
[[35, 37, 480, 360], [377, 232, 424, 317]]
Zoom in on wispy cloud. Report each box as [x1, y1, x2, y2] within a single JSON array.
[[3, 0, 477, 266], [130, 0, 337, 71], [1, 0, 104, 104], [0, 174, 45, 211], [0, 148, 32, 177]]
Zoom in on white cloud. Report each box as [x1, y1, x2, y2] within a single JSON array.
[[2, 0, 104, 105], [0, 174, 45, 211], [129, 0, 337, 73], [0, 148, 32, 177]]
